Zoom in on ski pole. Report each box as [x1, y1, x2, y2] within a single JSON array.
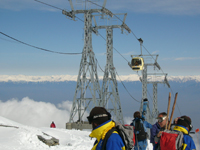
[[166, 92, 171, 130], [168, 92, 178, 130]]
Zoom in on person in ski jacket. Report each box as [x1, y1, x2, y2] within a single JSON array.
[[130, 111, 152, 150], [87, 107, 125, 150], [50, 121, 56, 128], [150, 112, 167, 150], [173, 116, 196, 150]]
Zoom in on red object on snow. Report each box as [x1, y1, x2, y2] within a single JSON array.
[[195, 128, 199, 133], [50, 122, 56, 128]]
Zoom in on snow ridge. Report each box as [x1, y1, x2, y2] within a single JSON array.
[[0, 75, 200, 82]]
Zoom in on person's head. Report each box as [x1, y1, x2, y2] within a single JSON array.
[[157, 112, 167, 128], [87, 107, 111, 129], [133, 111, 141, 119], [177, 116, 193, 131]]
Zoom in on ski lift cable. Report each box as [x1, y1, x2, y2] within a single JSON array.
[[34, 0, 64, 11], [88, 1, 183, 116], [34, 0, 130, 62], [34, 0, 84, 22], [95, 57, 105, 73], [115, 71, 140, 103], [170, 88, 182, 116], [35, 0, 183, 116], [0, 32, 82, 55], [87, 1, 167, 73]]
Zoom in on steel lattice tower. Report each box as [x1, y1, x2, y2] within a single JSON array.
[[92, 13, 130, 124], [132, 40, 170, 124], [101, 28, 124, 124], [63, 0, 115, 126]]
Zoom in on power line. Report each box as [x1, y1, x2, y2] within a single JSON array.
[[34, 0, 182, 115], [116, 71, 140, 103], [34, 0, 63, 11], [87, 1, 183, 115], [0, 32, 82, 55], [34, 0, 84, 22]]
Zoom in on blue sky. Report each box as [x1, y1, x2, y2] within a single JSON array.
[[0, 0, 200, 76]]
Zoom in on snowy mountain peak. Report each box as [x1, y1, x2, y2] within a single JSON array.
[[0, 75, 200, 82]]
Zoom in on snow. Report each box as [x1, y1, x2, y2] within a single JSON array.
[[0, 116, 153, 150], [1, 74, 200, 82]]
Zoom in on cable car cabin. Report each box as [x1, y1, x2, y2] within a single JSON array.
[[131, 57, 144, 71]]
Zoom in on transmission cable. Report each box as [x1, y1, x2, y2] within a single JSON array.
[[115, 71, 140, 103], [95, 57, 105, 73], [87, 0, 183, 115], [34, 0, 84, 22], [0, 32, 82, 55], [35, 0, 182, 115], [170, 88, 182, 116], [35, 0, 63, 11]]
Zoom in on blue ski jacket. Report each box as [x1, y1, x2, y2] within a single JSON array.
[[150, 122, 161, 144], [173, 125, 196, 150], [130, 118, 152, 150], [89, 120, 125, 150]]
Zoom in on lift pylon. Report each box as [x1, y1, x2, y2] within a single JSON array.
[[92, 13, 130, 124], [63, 0, 109, 129]]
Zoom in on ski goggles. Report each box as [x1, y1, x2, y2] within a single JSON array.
[[157, 116, 167, 123]]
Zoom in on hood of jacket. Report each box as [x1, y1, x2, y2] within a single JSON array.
[[89, 120, 115, 140], [89, 120, 115, 150], [173, 125, 189, 135]]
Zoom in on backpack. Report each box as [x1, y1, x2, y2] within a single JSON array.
[[102, 122, 134, 150], [160, 130, 184, 150], [134, 119, 147, 141]]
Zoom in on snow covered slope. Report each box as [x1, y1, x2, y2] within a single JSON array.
[[0, 116, 94, 150], [0, 116, 154, 150]]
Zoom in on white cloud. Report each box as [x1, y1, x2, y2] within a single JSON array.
[[1, 0, 200, 15], [175, 57, 200, 61], [151, 51, 159, 55], [0, 97, 79, 128], [121, 51, 135, 56]]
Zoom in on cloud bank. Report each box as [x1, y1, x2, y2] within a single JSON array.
[[0, 97, 133, 128], [0, 97, 77, 128]]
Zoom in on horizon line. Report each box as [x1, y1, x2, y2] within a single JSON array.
[[0, 74, 200, 82]]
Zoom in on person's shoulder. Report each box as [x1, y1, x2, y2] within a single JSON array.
[[183, 134, 194, 141], [183, 134, 196, 149], [151, 122, 159, 129], [108, 131, 123, 142], [152, 122, 157, 127]]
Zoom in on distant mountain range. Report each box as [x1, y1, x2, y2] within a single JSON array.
[[1, 75, 200, 82]]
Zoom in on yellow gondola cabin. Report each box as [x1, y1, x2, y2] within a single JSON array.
[[131, 57, 144, 71]]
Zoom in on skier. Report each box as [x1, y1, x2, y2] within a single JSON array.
[[87, 107, 125, 150], [155, 116, 196, 150], [150, 112, 167, 150], [130, 111, 152, 150], [50, 121, 56, 128]]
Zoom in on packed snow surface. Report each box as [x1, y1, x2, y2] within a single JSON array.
[[0, 116, 154, 150]]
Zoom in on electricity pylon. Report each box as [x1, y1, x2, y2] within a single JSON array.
[[62, 0, 113, 125], [93, 13, 131, 124]]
